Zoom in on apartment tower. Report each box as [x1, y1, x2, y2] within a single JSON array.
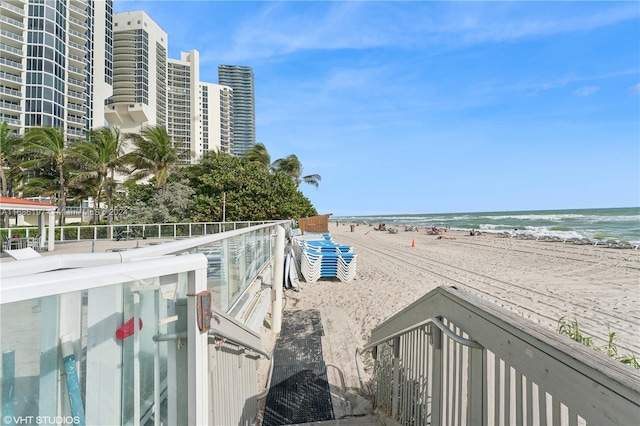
[[0, 0, 114, 136], [218, 64, 254, 156], [199, 81, 233, 156], [104, 10, 167, 137], [107, 13, 233, 162]]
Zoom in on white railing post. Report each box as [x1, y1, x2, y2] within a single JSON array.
[[47, 211, 55, 251], [469, 346, 485, 425], [271, 225, 285, 334], [431, 324, 443, 426], [391, 336, 401, 419], [187, 268, 209, 425]]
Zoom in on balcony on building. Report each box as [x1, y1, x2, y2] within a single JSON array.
[[68, 3, 88, 19], [67, 76, 86, 91], [0, 56, 23, 72], [67, 28, 87, 44], [68, 64, 87, 79], [0, 85, 21, 102], [68, 40, 87, 55]]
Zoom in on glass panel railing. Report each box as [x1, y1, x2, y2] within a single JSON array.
[[1, 255, 207, 425], [1, 298, 50, 419], [167, 226, 275, 312]]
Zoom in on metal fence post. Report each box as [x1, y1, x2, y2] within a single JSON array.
[[271, 225, 285, 334]]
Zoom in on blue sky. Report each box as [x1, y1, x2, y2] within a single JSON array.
[[114, 1, 640, 216]]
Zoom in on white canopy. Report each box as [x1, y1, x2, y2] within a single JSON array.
[[0, 196, 57, 251]]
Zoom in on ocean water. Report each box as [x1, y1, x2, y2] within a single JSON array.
[[335, 207, 640, 244]]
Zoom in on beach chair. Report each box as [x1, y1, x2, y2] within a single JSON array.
[[295, 234, 357, 283], [26, 233, 41, 251]]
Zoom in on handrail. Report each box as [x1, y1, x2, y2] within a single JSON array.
[[366, 287, 640, 426], [0, 253, 207, 304], [208, 328, 271, 359], [1, 221, 292, 277], [152, 328, 271, 360], [357, 316, 482, 398], [362, 316, 482, 352]]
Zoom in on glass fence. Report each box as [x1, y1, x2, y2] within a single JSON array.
[[118, 224, 278, 313], [1, 255, 208, 425], [191, 226, 272, 311], [1, 221, 292, 424]]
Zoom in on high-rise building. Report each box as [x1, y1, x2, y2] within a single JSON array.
[[105, 10, 167, 136], [2, 4, 238, 164], [199, 82, 233, 156], [166, 50, 233, 162], [108, 14, 233, 163], [218, 65, 254, 156], [0, 0, 114, 136], [167, 50, 196, 163]]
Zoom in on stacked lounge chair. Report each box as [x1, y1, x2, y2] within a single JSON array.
[[292, 233, 357, 282]]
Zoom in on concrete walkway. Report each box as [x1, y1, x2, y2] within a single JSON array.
[[1, 237, 176, 263]]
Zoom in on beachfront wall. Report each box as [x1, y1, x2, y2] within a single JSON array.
[[0, 222, 292, 425], [367, 287, 640, 426], [298, 214, 332, 234]]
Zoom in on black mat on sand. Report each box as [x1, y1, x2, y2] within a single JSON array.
[[262, 310, 334, 426]]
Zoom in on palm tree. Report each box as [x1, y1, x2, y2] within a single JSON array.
[[73, 127, 126, 224], [0, 121, 22, 198], [245, 143, 322, 188], [21, 126, 77, 225], [244, 142, 272, 170], [273, 154, 321, 188], [124, 125, 183, 193]]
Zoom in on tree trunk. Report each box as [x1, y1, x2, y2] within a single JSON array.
[[0, 166, 7, 197], [107, 170, 113, 224], [58, 167, 66, 226]]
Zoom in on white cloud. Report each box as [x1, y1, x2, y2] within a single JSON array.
[[573, 86, 599, 96], [201, 2, 640, 63], [629, 84, 640, 95]]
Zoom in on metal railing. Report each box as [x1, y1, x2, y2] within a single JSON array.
[[2, 221, 291, 314], [0, 221, 292, 425], [0, 220, 275, 243], [364, 287, 640, 425]]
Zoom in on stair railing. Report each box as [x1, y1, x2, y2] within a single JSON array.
[[361, 286, 640, 426]]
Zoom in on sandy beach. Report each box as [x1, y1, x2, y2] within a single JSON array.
[[282, 223, 640, 380]]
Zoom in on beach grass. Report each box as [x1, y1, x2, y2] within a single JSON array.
[[557, 317, 639, 369]]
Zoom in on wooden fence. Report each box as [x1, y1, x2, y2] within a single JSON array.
[[298, 214, 332, 234]]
